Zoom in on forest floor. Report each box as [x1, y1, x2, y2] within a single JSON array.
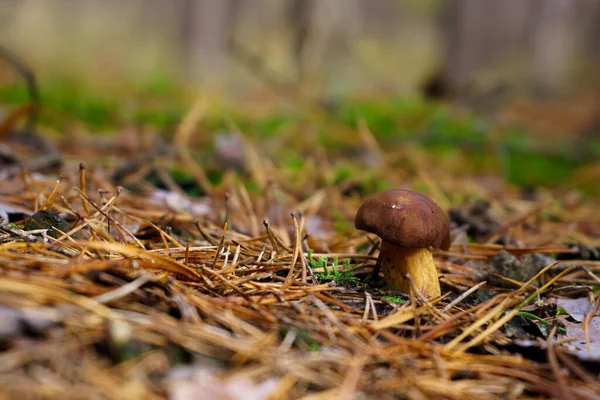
[[1, 81, 600, 399]]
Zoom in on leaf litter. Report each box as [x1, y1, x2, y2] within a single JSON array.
[[0, 98, 599, 399]]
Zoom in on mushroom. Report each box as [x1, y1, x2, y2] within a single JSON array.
[[355, 188, 450, 297]]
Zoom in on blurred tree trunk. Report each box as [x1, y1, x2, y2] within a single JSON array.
[[288, 0, 313, 83], [303, 0, 362, 94], [179, 0, 236, 85], [441, 0, 600, 100]]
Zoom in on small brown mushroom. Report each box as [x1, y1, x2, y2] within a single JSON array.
[[355, 188, 450, 297]]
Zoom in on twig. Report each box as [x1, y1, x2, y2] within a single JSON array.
[[93, 272, 154, 304], [211, 222, 228, 269], [442, 281, 486, 312]]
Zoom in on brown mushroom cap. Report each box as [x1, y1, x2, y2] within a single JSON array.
[[355, 188, 451, 250]]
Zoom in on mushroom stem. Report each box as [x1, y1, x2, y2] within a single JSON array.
[[380, 241, 441, 297]]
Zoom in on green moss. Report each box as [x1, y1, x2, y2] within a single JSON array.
[[555, 307, 568, 316], [332, 209, 353, 234], [333, 164, 354, 184], [0, 83, 29, 103], [382, 295, 406, 305], [244, 181, 262, 194], [310, 252, 358, 286], [255, 114, 293, 137], [206, 170, 224, 186], [589, 140, 600, 156], [168, 166, 205, 196], [502, 150, 576, 186], [0, 73, 190, 131], [280, 150, 306, 173], [424, 108, 488, 150]]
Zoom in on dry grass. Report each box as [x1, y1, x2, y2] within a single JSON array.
[[0, 104, 599, 399]]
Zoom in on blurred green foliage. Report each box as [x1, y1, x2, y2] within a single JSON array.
[[2, 74, 599, 193], [0, 74, 187, 131]]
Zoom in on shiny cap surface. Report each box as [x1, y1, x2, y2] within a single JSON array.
[[355, 188, 450, 250]]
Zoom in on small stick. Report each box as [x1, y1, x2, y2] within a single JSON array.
[[362, 293, 371, 321], [256, 243, 267, 263], [366, 236, 381, 256], [557, 351, 598, 386], [292, 213, 307, 283], [581, 265, 600, 284], [407, 275, 447, 323], [194, 219, 219, 246], [442, 281, 486, 312], [93, 272, 153, 304], [237, 181, 259, 237], [295, 212, 316, 283], [283, 214, 301, 288], [184, 242, 190, 265], [72, 188, 145, 249], [39, 176, 63, 210], [300, 251, 317, 284], [297, 210, 307, 251], [222, 245, 230, 269], [363, 292, 378, 322], [224, 192, 230, 226], [231, 245, 241, 266], [211, 222, 228, 269], [79, 163, 91, 218], [263, 219, 279, 255], [546, 326, 576, 400], [370, 251, 383, 283], [582, 295, 600, 354], [263, 219, 293, 253], [79, 163, 99, 241]]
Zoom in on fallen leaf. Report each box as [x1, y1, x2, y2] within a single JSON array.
[[553, 297, 591, 322], [560, 317, 600, 362]]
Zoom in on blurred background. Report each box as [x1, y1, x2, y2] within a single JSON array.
[[1, 0, 600, 192], [3, 1, 600, 98]]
